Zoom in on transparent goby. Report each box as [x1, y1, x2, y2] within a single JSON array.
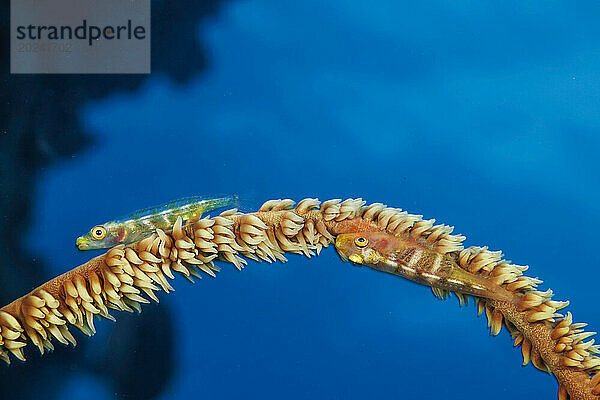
[[76, 195, 239, 250]]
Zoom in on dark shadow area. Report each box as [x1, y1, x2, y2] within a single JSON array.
[[0, 1, 229, 398]]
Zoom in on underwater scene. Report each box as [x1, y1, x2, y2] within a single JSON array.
[[2, 1, 600, 399]]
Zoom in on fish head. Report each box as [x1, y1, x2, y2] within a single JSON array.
[[335, 232, 392, 266], [76, 222, 127, 250]]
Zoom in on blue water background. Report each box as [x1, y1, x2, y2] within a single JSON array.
[[25, 1, 600, 399]]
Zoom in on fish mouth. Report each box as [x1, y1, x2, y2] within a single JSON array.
[[75, 237, 89, 250], [348, 254, 363, 264]]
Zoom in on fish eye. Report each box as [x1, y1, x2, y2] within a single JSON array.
[[91, 226, 106, 240], [354, 236, 369, 248]]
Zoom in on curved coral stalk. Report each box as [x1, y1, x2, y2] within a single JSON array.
[[0, 198, 598, 400]]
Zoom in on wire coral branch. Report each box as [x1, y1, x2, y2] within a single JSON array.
[[0, 198, 598, 400]]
